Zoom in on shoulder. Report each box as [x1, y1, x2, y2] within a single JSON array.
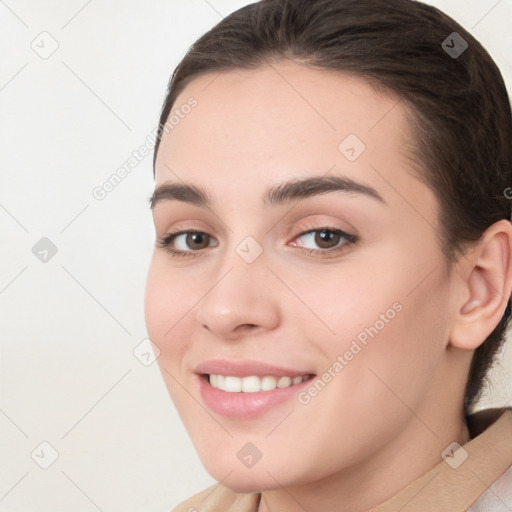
[[467, 464, 512, 511], [170, 483, 261, 512]]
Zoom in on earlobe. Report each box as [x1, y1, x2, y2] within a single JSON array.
[[450, 220, 512, 351]]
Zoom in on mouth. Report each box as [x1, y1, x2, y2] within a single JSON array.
[[194, 359, 317, 419], [197, 369, 316, 420], [201, 373, 315, 393]]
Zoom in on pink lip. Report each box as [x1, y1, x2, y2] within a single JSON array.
[[198, 374, 314, 420], [194, 358, 312, 378], [194, 359, 316, 420]]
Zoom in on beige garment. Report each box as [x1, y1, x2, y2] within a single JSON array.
[[171, 407, 512, 512]]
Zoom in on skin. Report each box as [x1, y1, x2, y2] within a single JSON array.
[[144, 60, 512, 512]]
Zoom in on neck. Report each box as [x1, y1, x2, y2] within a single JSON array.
[[257, 410, 470, 512]]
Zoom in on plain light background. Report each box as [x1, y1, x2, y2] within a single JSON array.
[[0, 1, 511, 511]]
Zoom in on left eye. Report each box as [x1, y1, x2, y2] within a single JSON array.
[[292, 228, 357, 252]]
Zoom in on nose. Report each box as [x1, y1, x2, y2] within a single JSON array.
[[194, 251, 281, 340]]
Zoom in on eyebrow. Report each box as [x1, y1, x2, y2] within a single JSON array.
[[148, 175, 387, 210]]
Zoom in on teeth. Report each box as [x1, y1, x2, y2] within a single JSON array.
[[241, 376, 261, 393], [224, 376, 242, 392], [208, 374, 309, 393], [261, 376, 277, 391], [277, 376, 292, 388]]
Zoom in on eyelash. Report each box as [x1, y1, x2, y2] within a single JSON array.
[[155, 225, 358, 259]]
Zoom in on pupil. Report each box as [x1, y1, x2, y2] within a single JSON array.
[[315, 230, 339, 249], [188, 232, 207, 249]]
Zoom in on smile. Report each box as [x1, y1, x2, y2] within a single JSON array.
[[198, 372, 316, 419], [207, 374, 312, 392]]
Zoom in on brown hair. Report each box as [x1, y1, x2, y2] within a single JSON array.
[[153, 0, 512, 413]]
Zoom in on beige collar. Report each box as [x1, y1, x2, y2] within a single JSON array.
[[373, 407, 512, 511]]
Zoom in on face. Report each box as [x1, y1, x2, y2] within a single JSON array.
[[145, 61, 460, 492]]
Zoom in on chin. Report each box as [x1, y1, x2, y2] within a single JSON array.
[[202, 460, 264, 492], [212, 472, 272, 494], [204, 458, 306, 494]]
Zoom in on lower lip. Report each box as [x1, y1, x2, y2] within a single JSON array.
[[198, 374, 315, 420]]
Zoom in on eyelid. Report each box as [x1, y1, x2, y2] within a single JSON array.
[[289, 218, 356, 241], [295, 215, 359, 236]]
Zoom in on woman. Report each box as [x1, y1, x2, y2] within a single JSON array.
[[144, 0, 512, 510]]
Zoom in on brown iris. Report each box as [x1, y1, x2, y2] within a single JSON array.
[[313, 229, 342, 249]]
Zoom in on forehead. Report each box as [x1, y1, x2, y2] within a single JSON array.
[[154, 61, 430, 214]]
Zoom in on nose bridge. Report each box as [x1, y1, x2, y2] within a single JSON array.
[[194, 235, 280, 337]]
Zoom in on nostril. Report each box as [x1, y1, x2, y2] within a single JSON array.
[[235, 324, 258, 333]]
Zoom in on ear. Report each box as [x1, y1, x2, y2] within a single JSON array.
[[449, 219, 512, 350]]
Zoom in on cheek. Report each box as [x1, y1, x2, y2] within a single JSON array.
[[144, 258, 197, 372], [285, 253, 405, 346], [283, 278, 449, 477], [144, 262, 200, 422], [323, 275, 448, 423], [296, 244, 449, 406], [145, 258, 190, 336]]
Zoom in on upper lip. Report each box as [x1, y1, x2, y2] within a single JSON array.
[[195, 359, 314, 378]]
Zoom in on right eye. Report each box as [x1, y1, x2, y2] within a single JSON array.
[[156, 230, 218, 257]]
